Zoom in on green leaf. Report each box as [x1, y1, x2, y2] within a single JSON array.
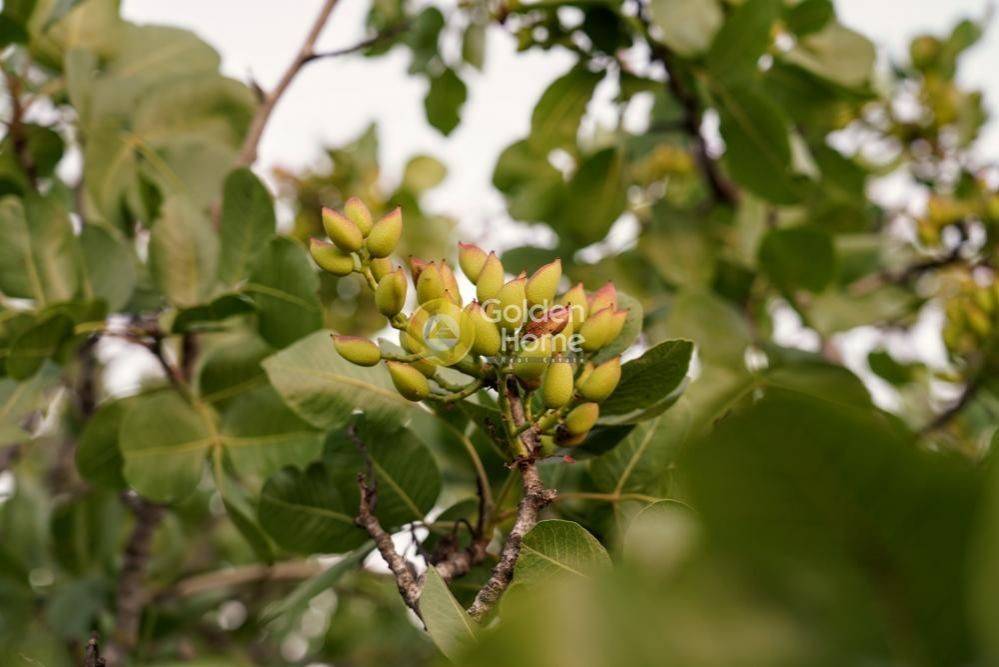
[[6, 313, 73, 380], [972, 442, 999, 662], [514, 520, 611, 587], [556, 147, 626, 246], [325, 420, 442, 527], [649, 0, 723, 56], [402, 155, 448, 192], [461, 22, 486, 70], [758, 225, 836, 293], [529, 66, 603, 152], [78, 224, 136, 311], [706, 0, 780, 82], [684, 389, 981, 664], [0, 362, 59, 436], [784, 0, 834, 36], [218, 168, 277, 285], [197, 331, 272, 405], [148, 196, 219, 307], [263, 330, 417, 431], [661, 288, 751, 365], [0, 195, 80, 306], [425, 67, 467, 136], [75, 398, 131, 490], [172, 293, 256, 334], [258, 461, 367, 554], [492, 139, 566, 224], [590, 407, 689, 497], [216, 465, 276, 563], [245, 236, 322, 348], [783, 22, 875, 89], [714, 83, 802, 204], [120, 391, 212, 502], [600, 340, 693, 423], [421, 567, 479, 662], [219, 385, 323, 480]]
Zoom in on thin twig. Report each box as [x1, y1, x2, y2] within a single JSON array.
[[921, 375, 982, 435], [236, 0, 341, 166], [303, 21, 411, 63], [152, 560, 325, 602], [3, 67, 39, 190], [83, 634, 106, 667]]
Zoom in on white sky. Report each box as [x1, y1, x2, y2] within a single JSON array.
[[120, 0, 998, 244]]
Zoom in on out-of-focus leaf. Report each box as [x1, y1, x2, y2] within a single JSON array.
[[649, 0, 723, 56], [403, 155, 447, 192], [758, 226, 836, 293], [661, 289, 751, 365], [0, 195, 79, 305], [529, 66, 603, 152], [78, 224, 136, 311], [172, 293, 256, 334], [461, 21, 486, 70], [148, 196, 219, 308], [493, 139, 566, 223], [556, 147, 626, 246], [600, 340, 693, 423], [784, 22, 875, 89], [6, 313, 73, 380], [714, 83, 802, 204], [785, 0, 834, 36], [75, 397, 132, 490], [245, 236, 322, 348], [197, 331, 272, 406], [706, 0, 780, 82], [263, 330, 418, 430], [514, 520, 611, 587], [218, 168, 276, 285], [421, 567, 479, 661], [425, 67, 467, 136]]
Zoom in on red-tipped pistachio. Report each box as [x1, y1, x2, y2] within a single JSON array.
[[589, 282, 617, 314], [458, 242, 489, 282], [375, 268, 408, 317], [577, 356, 621, 401], [310, 238, 355, 276], [541, 361, 574, 408], [322, 208, 363, 253], [386, 361, 430, 401], [579, 307, 615, 352], [344, 197, 373, 236], [526, 259, 562, 306], [332, 334, 381, 367], [439, 261, 462, 304], [366, 207, 402, 258]]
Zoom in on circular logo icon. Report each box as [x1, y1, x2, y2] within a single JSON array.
[[406, 299, 475, 367]]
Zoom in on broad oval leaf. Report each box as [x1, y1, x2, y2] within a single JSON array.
[[245, 236, 322, 348], [529, 66, 603, 152], [75, 398, 132, 491], [148, 196, 219, 308], [650, 0, 723, 56], [759, 225, 836, 293], [514, 520, 611, 587], [600, 339, 693, 423], [263, 329, 418, 430], [556, 147, 627, 246], [218, 168, 276, 285], [421, 567, 479, 662], [0, 195, 79, 306], [590, 406, 690, 497]]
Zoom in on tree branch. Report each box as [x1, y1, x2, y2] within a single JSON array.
[[3, 67, 39, 191], [921, 374, 982, 435], [303, 21, 410, 63], [236, 0, 341, 166], [83, 634, 107, 667], [465, 459, 555, 621], [106, 493, 165, 662]]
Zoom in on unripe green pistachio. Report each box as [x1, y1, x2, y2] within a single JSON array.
[[604, 309, 628, 345], [322, 208, 363, 252], [386, 361, 430, 401], [458, 242, 489, 282], [910, 34, 941, 70], [417, 261, 447, 304], [564, 402, 599, 436], [375, 268, 408, 317], [476, 252, 505, 302], [973, 286, 996, 313], [588, 282, 617, 315], [541, 361, 574, 408], [526, 259, 561, 306], [559, 283, 589, 326], [539, 434, 558, 457], [557, 430, 587, 447], [367, 207, 403, 258], [578, 356, 621, 402], [370, 257, 394, 282], [332, 334, 381, 367], [513, 335, 553, 385], [344, 197, 373, 235], [310, 238, 355, 276], [497, 276, 527, 332], [440, 261, 462, 304], [465, 301, 502, 356], [966, 305, 992, 338], [579, 307, 614, 352]]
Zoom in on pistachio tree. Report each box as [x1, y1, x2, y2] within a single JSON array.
[[0, 0, 998, 665]]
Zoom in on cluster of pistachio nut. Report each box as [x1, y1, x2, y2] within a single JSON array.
[[942, 276, 999, 357], [309, 200, 629, 455]]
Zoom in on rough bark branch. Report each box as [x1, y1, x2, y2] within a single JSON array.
[[83, 635, 107, 667], [236, 0, 340, 166], [106, 493, 165, 662]]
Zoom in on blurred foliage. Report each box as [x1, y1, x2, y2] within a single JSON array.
[[0, 0, 996, 665]]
